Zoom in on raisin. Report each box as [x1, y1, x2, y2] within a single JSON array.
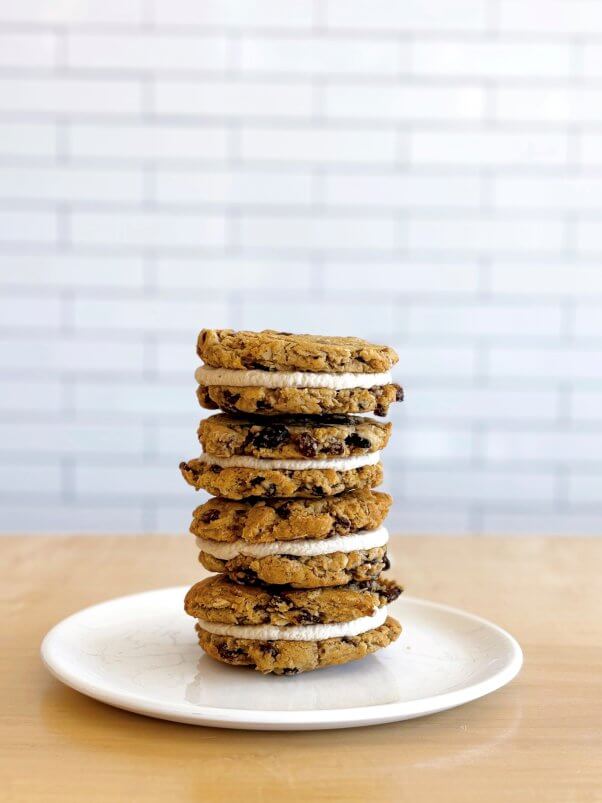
[[334, 515, 351, 534], [276, 503, 292, 520], [222, 389, 241, 408], [374, 404, 386, 417], [281, 668, 299, 675], [250, 476, 264, 486], [264, 483, 277, 497], [255, 399, 270, 411], [297, 432, 319, 458], [232, 568, 259, 585], [382, 584, 402, 603], [252, 424, 290, 450], [345, 433, 371, 450], [382, 554, 391, 571], [341, 637, 355, 645], [312, 486, 325, 497], [217, 643, 245, 661], [210, 464, 222, 474], [327, 441, 344, 456], [258, 641, 279, 657], [250, 361, 268, 371], [395, 385, 404, 402], [296, 610, 322, 624], [200, 508, 220, 524]]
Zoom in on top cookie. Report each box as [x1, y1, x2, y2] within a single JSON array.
[[197, 329, 399, 374]]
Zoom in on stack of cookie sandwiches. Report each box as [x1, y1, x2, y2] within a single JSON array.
[[180, 329, 404, 675]]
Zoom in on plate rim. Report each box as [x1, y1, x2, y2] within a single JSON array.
[[41, 587, 523, 730]]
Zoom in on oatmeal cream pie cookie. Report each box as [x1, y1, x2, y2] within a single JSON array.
[[184, 574, 402, 674], [190, 490, 393, 588], [195, 329, 403, 417], [180, 414, 388, 500]]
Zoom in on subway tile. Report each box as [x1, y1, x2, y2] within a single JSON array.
[[489, 346, 602, 381], [0, 294, 62, 329], [410, 130, 568, 167], [391, 345, 477, 379], [499, 0, 602, 34], [73, 297, 230, 332], [407, 302, 564, 338], [152, 0, 314, 29], [322, 263, 480, 294], [574, 305, 602, 337], [0, 32, 56, 68], [0, 122, 56, 159], [241, 35, 401, 76], [0, 336, 145, 374], [0, 210, 57, 244], [67, 33, 229, 71], [408, 216, 566, 255], [155, 168, 313, 206], [571, 391, 602, 422], [325, 83, 484, 122], [496, 87, 602, 124], [74, 461, 189, 498], [0, 463, 61, 495], [0, 255, 145, 289], [239, 213, 398, 252], [411, 40, 571, 79], [494, 176, 602, 212], [568, 473, 602, 505], [386, 507, 472, 536], [484, 430, 602, 464], [406, 386, 560, 422], [404, 467, 557, 503], [0, 422, 145, 455], [490, 262, 602, 297], [70, 211, 227, 249], [0, 165, 144, 204], [326, 0, 488, 32], [155, 258, 313, 291], [74, 380, 194, 416], [154, 79, 314, 119], [0, 77, 142, 115], [69, 122, 229, 162], [0, 380, 62, 413], [240, 125, 397, 164], [324, 172, 481, 209], [0, 0, 143, 24], [576, 221, 602, 255]]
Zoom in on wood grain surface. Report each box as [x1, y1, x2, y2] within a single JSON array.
[[1, 535, 601, 803]]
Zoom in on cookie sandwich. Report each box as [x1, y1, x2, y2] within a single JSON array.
[[180, 412, 389, 500], [196, 329, 403, 417], [190, 489, 392, 588], [185, 574, 402, 675]]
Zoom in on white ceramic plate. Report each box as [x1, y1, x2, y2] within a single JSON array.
[[41, 587, 522, 731]]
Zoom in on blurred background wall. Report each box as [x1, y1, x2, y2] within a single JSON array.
[[1, 0, 601, 536]]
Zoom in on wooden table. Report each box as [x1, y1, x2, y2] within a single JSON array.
[[1, 535, 601, 803]]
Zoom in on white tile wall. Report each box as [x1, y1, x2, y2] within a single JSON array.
[[1, 0, 601, 536]]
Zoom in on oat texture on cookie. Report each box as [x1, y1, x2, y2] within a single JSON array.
[[181, 328, 404, 674]]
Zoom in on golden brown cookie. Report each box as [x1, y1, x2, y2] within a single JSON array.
[[179, 459, 383, 499], [198, 329, 399, 373], [195, 616, 401, 674], [197, 383, 403, 418], [198, 546, 390, 589], [198, 413, 391, 460], [184, 574, 402, 626], [190, 490, 392, 543]]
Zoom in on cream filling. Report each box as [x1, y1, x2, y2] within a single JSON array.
[[198, 450, 381, 471], [195, 365, 393, 390], [195, 526, 389, 560], [196, 606, 388, 641]]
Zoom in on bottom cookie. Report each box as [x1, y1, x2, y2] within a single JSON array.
[[195, 616, 401, 675]]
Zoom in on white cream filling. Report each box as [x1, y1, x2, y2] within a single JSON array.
[[198, 450, 381, 471], [195, 365, 393, 390], [197, 606, 388, 641], [196, 526, 389, 560]]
